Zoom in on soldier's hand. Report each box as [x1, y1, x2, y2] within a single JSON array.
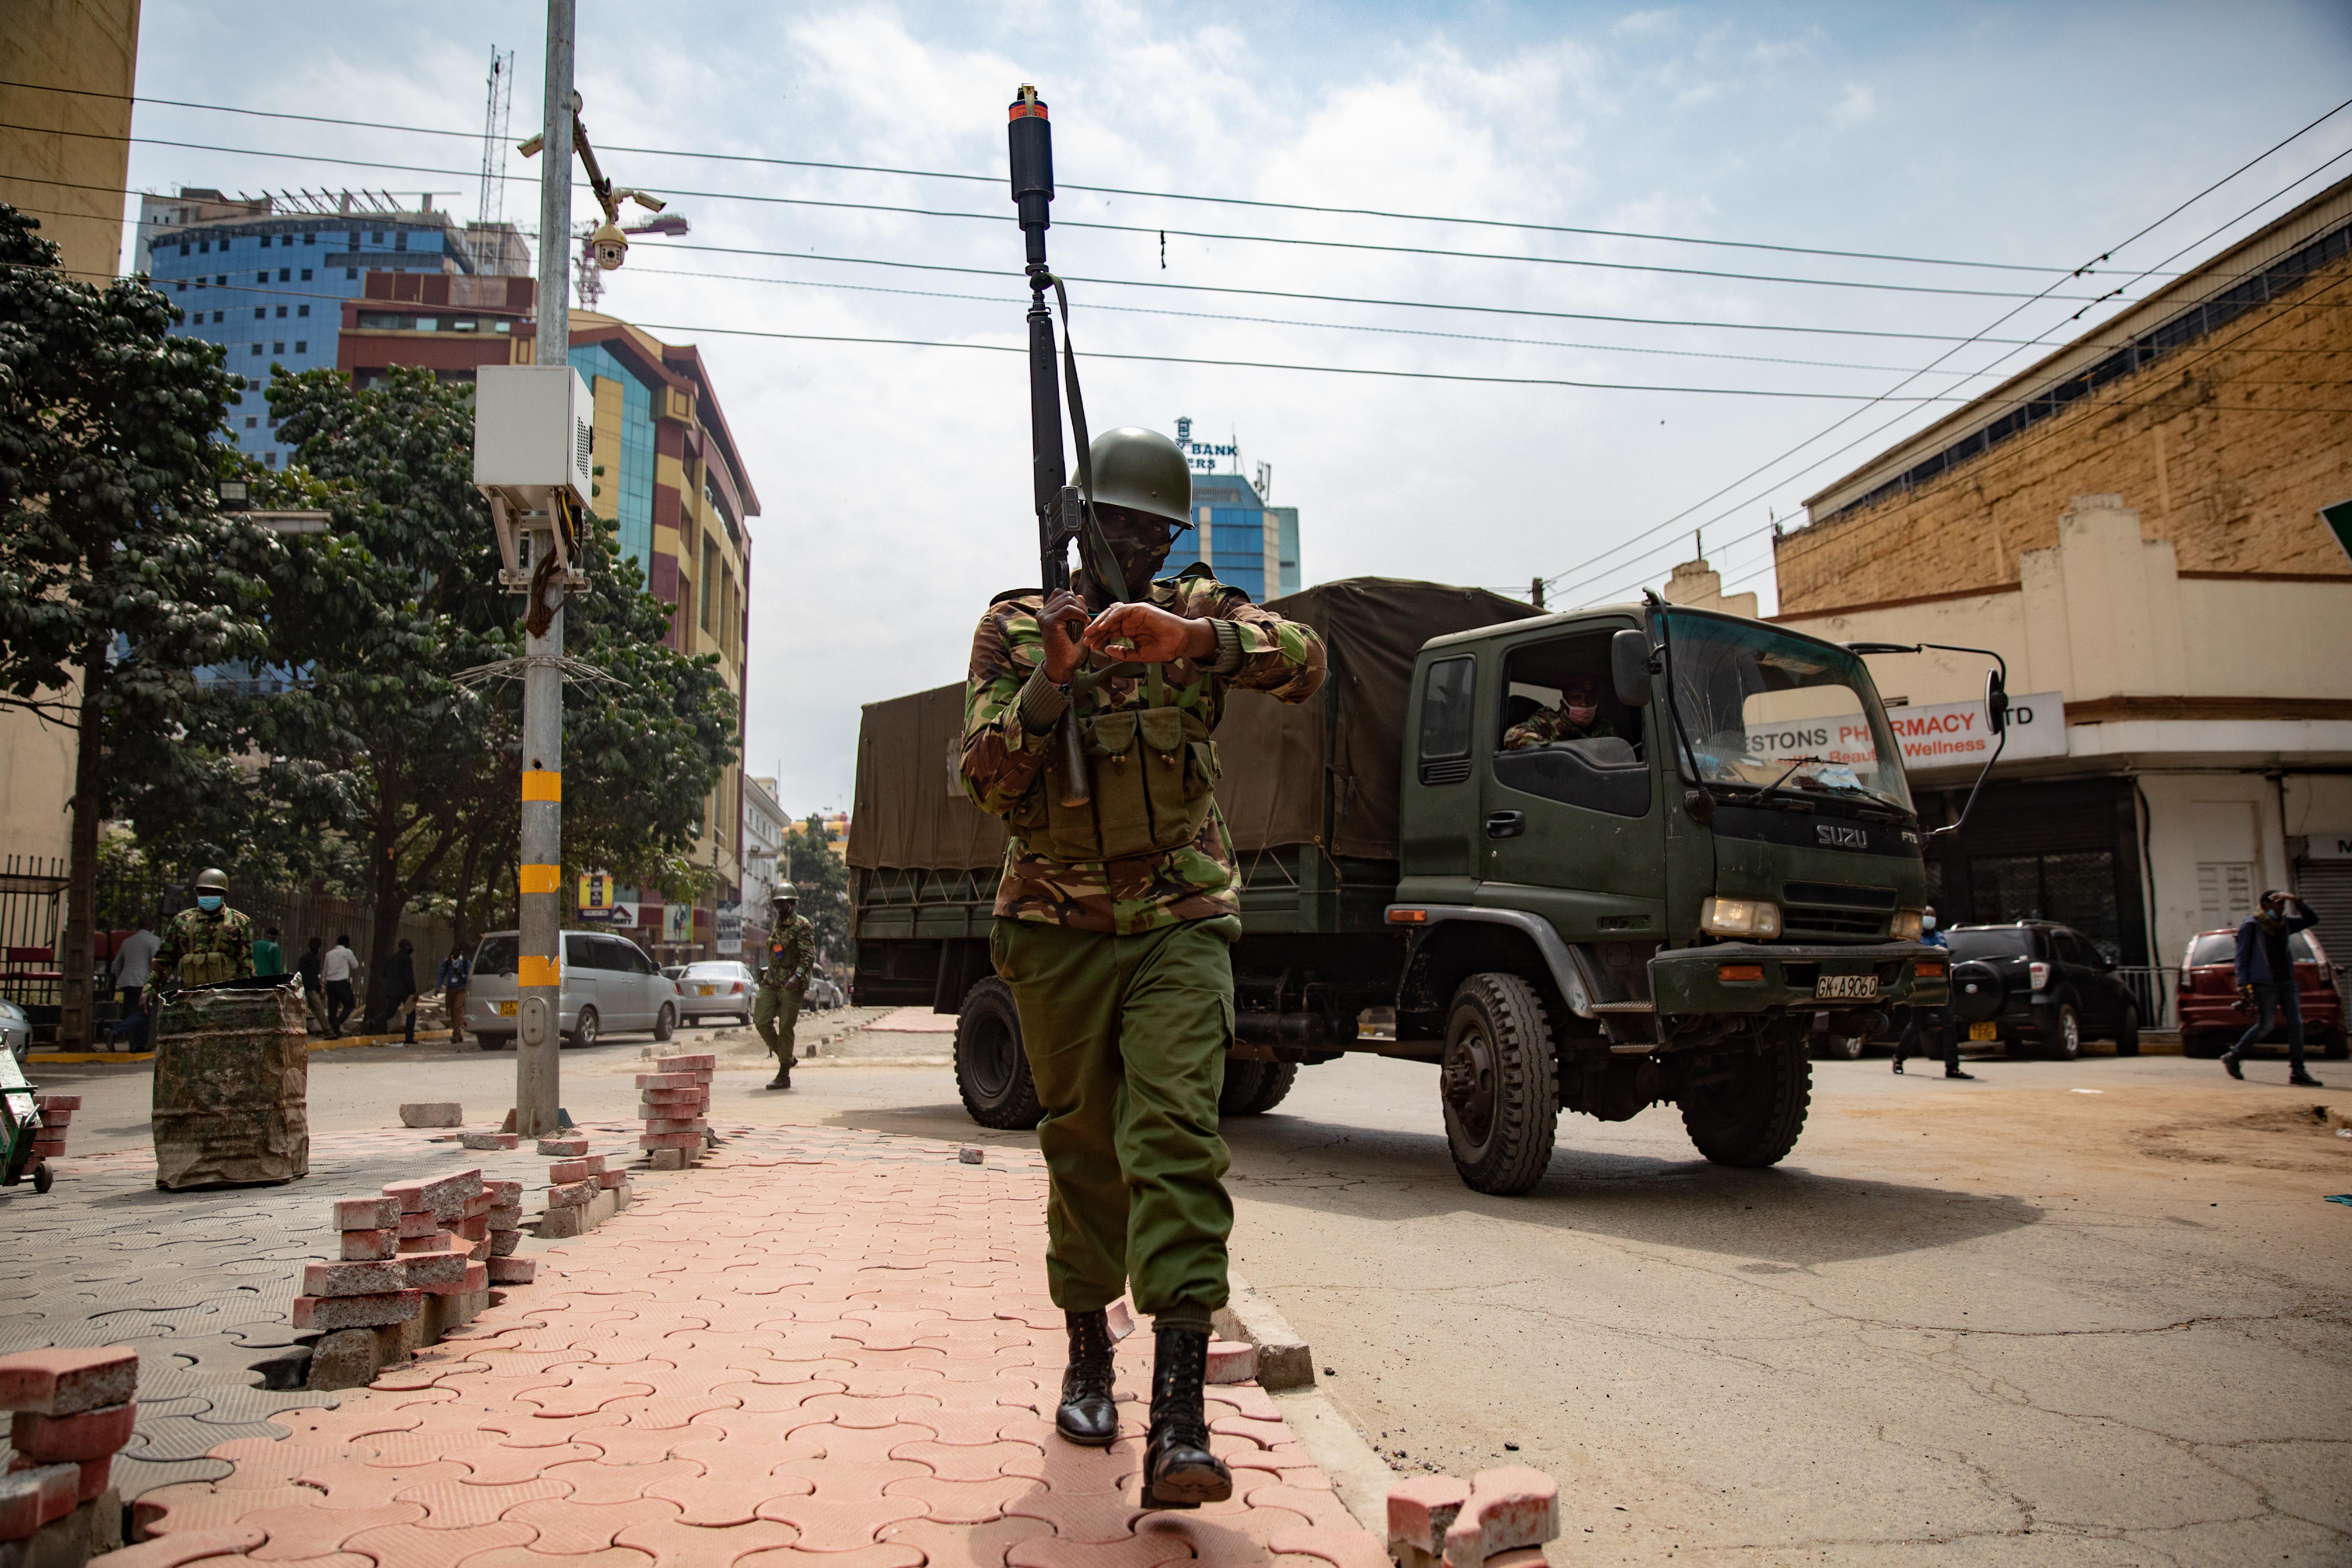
[[1082, 601, 1217, 665], [1040, 588, 1089, 682]]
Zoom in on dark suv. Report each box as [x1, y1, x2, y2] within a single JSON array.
[[1944, 922, 2141, 1058]]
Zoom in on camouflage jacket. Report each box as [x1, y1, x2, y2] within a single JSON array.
[[759, 914, 814, 992], [1503, 706, 1623, 752], [153, 905, 255, 988], [960, 566, 1328, 934]]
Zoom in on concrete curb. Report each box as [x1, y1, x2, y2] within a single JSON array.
[[1271, 1383, 1398, 1537], [1213, 1271, 1316, 1391]]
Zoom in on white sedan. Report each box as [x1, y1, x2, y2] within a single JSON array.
[[675, 960, 758, 1025]]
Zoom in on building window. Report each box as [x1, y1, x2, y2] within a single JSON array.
[[212, 310, 224, 322], [253, 307, 266, 320], [250, 343, 263, 356], [255, 272, 266, 285], [699, 533, 719, 634], [245, 416, 258, 428], [198, 241, 209, 253], [259, 236, 271, 249], [299, 268, 311, 281], [303, 233, 314, 245], [264, 451, 277, 468], [175, 281, 186, 292], [371, 231, 383, 243], [277, 268, 289, 282], [178, 242, 189, 256], [394, 231, 407, 251], [294, 340, 306, 354], [345, 267, 357, 280], [272, 342, 285, 355], [297, 304, 309, 317], [215, 274, 226, 285], [273, 305, 286, 318]]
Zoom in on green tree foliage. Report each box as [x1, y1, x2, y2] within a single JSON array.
[[0, 204, 278, 1042], [779, 814, 849, 966], [255, 365, 737, 990]]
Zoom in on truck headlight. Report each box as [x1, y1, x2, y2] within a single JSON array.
[[1892, 909, 1923, 941], [1700, 897, 1781, 939]]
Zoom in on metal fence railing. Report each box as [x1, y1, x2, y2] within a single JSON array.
[[2116, 966, 2180, 1032]]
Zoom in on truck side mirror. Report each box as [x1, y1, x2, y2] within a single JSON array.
[[1985, 669, 2009, 735], [1611, 629, 1654, 709]]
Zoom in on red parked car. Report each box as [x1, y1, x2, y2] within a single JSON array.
[[2177, 926, 2347, 1060]]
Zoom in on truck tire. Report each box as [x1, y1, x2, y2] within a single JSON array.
[[1440, 974, 1558, 1196], [1811, 1031, 1865, 1060], [954, 979, 1043, 1130], [1217, 1059, 1266, 1116], [1680, 1040, 1810, 1168], [2324, 1026, 2349, 1061], [1242, 1060, 1299, 1114]]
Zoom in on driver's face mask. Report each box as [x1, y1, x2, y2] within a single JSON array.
[[196, 895, 223, 913]]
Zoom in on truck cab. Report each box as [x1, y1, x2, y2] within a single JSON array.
[[1391, 603, 1945, 1190]]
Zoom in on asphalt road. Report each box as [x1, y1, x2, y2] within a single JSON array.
[[32, 1025, 2352, 1565]]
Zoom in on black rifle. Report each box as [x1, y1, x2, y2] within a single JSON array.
[[1008, 83, 1123, 809]]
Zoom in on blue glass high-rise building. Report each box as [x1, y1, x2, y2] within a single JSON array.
[[134, 188, 528, 469], [1159, 418, 1301, 602]]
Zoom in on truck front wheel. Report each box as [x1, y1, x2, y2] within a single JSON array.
[[954, 978, 1044, 1130], [1218, 1059, 1300, 1117], [1680, 1040, 1810, 1168], [1440, 974, 1559, 1196]]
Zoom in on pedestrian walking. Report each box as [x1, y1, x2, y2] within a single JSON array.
[[296, 936, 327, 1035], [2224, 890, 2323, 1086], [754, 887, 813, 1089], [1893, 906, 1972, 1079], [438, 943, 472, 1045], [320, 934, 358, 1038], [376, 939, 420, 1044], [110, 921, 160, 1049], [959, 426, 1326, 1508], [252, 926, 285, 977]]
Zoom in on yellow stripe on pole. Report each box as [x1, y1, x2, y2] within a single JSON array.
[[518, 863, 562, 895], [522, 770, 562, 802], [518, 954, 561, 987]]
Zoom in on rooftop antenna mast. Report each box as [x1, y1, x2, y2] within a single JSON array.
[[476, 46, 515, 264]]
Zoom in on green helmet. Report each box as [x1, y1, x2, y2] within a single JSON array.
[[772, 883, 798, 903], [194, 867, 229, 894], [1087, 427, 1193, 528]]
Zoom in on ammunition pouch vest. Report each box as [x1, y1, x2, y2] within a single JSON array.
[[177, 950, 238, 988], [1010, 663, 1221, 863]]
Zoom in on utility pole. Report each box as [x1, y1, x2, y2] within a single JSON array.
[[515, 0, 575, 1138], [1530, 576, 1546, 610]]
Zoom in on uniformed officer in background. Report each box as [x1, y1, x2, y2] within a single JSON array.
[[755, 886, 813, 1090], [960, 426, 1327, 1509], [1503, 671, 1621, 751], [150, 868, 254, 993]]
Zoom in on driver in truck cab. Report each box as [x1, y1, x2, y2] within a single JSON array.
[[1504, 671, 1623, 751], [958, 425, 1325, 1511]]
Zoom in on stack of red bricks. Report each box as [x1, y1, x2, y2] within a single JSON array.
[[292, 1170, 488, 1336], [636, 1051, 713, 1170], [0, 1346, 136, 1552], [1387, 1466, 1561, 1568], [29, 1094, 77, 1167], [538, 1152, 629, 1238], [482, 1177, 531, 1284]]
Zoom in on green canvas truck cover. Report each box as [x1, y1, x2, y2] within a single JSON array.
[[847, 577, 1535, 872]]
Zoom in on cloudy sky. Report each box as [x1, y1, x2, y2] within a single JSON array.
[[118, 1, 2352, 816]]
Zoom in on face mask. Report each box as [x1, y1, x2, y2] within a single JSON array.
[[196, 895, 223, 913], [1566, 701, 1599, 725], [1921, 913, 1937, 931]]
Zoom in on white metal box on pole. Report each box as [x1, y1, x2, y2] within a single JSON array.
[[473, 363, 593, 575]]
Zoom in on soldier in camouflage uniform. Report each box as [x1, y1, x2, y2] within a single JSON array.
[[150, 868, 255, 992], [1503, 671, 1623, 751], [754, 885, 814, 1090], [960, 426, 1326, 1508]]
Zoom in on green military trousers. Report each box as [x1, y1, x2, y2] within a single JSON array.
[[991, 914, 1238, 1318], [753, 986, 801, 1065]]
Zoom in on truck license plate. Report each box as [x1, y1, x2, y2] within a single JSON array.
[[1814, 974, 1878, 1000], [496, 1001, 517, 1016]]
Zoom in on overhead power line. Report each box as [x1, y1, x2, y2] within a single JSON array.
[[1535, 94, 2352, 598], [5, 76, 2180, 278], [9, 119, 2173, 303]]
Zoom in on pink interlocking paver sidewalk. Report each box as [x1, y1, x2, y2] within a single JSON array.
[[116, 1125, 1390, 1568]]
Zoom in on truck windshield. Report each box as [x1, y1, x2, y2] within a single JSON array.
[[1663, 611, 1913, 814]]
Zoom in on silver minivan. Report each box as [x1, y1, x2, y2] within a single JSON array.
[[468, 930, 680, 1049]]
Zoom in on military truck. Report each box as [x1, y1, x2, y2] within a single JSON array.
[[849, 578, 1953, 1194]]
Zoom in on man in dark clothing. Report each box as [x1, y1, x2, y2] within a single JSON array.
[[2224, 891, 2322, 1086], [295, 937, 326, 1035], [374, 940, 420, 1044], [1892, 907, 1972, 1079]]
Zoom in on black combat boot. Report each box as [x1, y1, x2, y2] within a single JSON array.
[[1140, 1323, 1230, 1509], [1054, 1309, 1119, 1447], [767, 1060, 792, 1090]]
